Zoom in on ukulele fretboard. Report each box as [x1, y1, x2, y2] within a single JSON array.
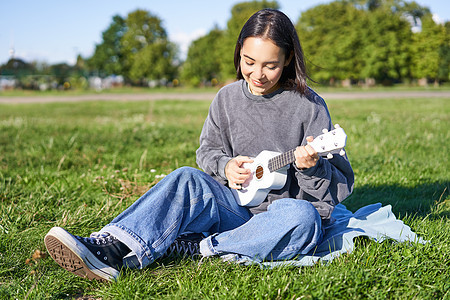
[[268, 149, 296, 172]]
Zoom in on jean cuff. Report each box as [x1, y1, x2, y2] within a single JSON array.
[[100, 224, 154, 269], [199, 234, 220, 257]]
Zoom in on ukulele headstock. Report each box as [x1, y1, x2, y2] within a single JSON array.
[[309, 124, 347, 159]]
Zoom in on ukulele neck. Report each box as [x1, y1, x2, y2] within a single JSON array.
[[268, 149, 296, 172]]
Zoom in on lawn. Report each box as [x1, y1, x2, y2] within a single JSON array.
[[0, 95, 448, 299]]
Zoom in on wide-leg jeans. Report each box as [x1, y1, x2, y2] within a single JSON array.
[[100, 167, 323, 269]]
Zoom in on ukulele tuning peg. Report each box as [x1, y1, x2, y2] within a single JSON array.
[[334, 124, 341, 128], [322, 128, 329, 134], [339, 149, 346, 156], [327, 153, 334, 159]]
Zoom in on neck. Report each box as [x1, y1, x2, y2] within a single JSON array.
[[247, 82, 281, 96]]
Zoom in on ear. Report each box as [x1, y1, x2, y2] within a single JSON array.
[[284, 51, 294, 67]]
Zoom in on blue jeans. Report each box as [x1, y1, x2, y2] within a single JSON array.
[[100, 167, 323, 268]]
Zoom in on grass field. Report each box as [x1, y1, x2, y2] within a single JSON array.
[[0, 95, 449, 299], [1, 83, 449, 98]]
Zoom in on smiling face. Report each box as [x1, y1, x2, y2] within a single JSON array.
[[240, 37, 290, 95]]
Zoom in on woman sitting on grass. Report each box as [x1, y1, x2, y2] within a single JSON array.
[[44, 8, 354, 282]]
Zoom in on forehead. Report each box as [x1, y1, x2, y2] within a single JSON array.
[[241, 37, 285, 61]]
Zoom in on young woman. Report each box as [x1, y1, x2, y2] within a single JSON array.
[[44, 9, 354, 282]]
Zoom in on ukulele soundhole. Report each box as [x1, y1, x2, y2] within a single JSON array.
[[255, 165, 264, 180]]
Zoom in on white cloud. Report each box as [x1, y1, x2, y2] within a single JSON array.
[[432, 13, 444, 25], [171, 28, 207, 60]]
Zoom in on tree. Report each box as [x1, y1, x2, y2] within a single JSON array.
[[220, 0, 279, 80], [87, 10, 178, 84], [353, 0, 434, 84], [49, 63, 72, 82], [359, 4, 412, 84], [0, 58, 35, 77], [121, 10, 170, 82], [88, 15, 126, 76], [438, 22, 450, 81], [181, 27, 224, 86], [398, 0, 430, 18], [411, 15, 448, 83], [129, 40, 178, 83], [297, 0, 436, 85], [296, 1, 365, 83]]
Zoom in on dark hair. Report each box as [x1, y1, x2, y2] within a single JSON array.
[[234, 9, 310, 95]]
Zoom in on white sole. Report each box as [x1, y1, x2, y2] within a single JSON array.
[[44, 227, 119, 281]]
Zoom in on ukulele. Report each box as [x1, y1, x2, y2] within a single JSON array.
[[232, 124, 347, 207]]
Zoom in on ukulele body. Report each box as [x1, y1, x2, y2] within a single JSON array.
[[232, 150, 288, 207]]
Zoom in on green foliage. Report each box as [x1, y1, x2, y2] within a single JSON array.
[[88, 15, 127, 76], [0, 59, 77, 89], [219, 0, 279, 80], [129, 41, 178, 83], [3, 0, 449, 89], [359, 4, 412, 82], [181, 27, 224, 86], [0, 95, 448, 298], [0, 58, 35, 77], [411, 14, 448, 81], [297, 1, 365, 82], [181, 0, 279, 84], [88, 10, 177, 84], [122, 10, 172, 83], [438, 26, 450, 81], [296, 0, 449, 85]]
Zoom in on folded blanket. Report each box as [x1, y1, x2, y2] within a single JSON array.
[[222, 203, 426, 267]]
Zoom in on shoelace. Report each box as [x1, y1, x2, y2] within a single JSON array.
[[77, 235, 117, 245], [165, 240, 200, 257]]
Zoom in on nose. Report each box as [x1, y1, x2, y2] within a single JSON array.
[[253, 66, 264, 80]]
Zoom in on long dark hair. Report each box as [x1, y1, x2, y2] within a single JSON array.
[[234, 9, 310, 95]]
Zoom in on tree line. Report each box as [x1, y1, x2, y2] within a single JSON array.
[[297, 0, 449, 86], [1, 0, 448, 90]]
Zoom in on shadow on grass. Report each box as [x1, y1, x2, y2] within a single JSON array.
[[343, 181, 449, 218]]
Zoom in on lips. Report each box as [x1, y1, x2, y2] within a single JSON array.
[[251, 79, 265, 87]]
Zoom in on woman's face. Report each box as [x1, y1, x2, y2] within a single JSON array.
[[240, 37, 290, 95]]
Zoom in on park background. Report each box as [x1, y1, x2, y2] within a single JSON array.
[[0, 0, 449, 91], [0, 0, 449, 299]]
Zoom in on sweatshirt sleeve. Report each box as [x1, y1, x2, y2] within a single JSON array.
[[292, 91, 354, 220], [295, 153, 354, 220], [196, 95, 231, 182]]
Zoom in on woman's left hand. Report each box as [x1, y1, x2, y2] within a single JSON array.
[[294, 136, 319, 170]]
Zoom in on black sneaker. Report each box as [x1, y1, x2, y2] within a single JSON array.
[[163, 233, 204, 258], [44, 227, 130, 281]]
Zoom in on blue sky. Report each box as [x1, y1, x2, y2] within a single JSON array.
[[0, 0, 448, 65]]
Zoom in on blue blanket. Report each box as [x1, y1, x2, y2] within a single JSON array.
[[222, 203, 425, 267]]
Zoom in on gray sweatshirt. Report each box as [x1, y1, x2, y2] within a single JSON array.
[[196, 80, 354, 221]]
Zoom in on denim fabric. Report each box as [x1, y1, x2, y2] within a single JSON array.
[[100, 167, 323, 269], [200, 198, 323, 262]]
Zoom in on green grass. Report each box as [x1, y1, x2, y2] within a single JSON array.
[[1, 83, 449, 98], [311, 83, 450, 93], [0, 86, 219, 97], [0, 96, 448, 299]]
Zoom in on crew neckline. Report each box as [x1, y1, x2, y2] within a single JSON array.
[[241, 80, 284, 102]]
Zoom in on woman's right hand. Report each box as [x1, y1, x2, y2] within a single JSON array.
[[225, 156, 254, 189]]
